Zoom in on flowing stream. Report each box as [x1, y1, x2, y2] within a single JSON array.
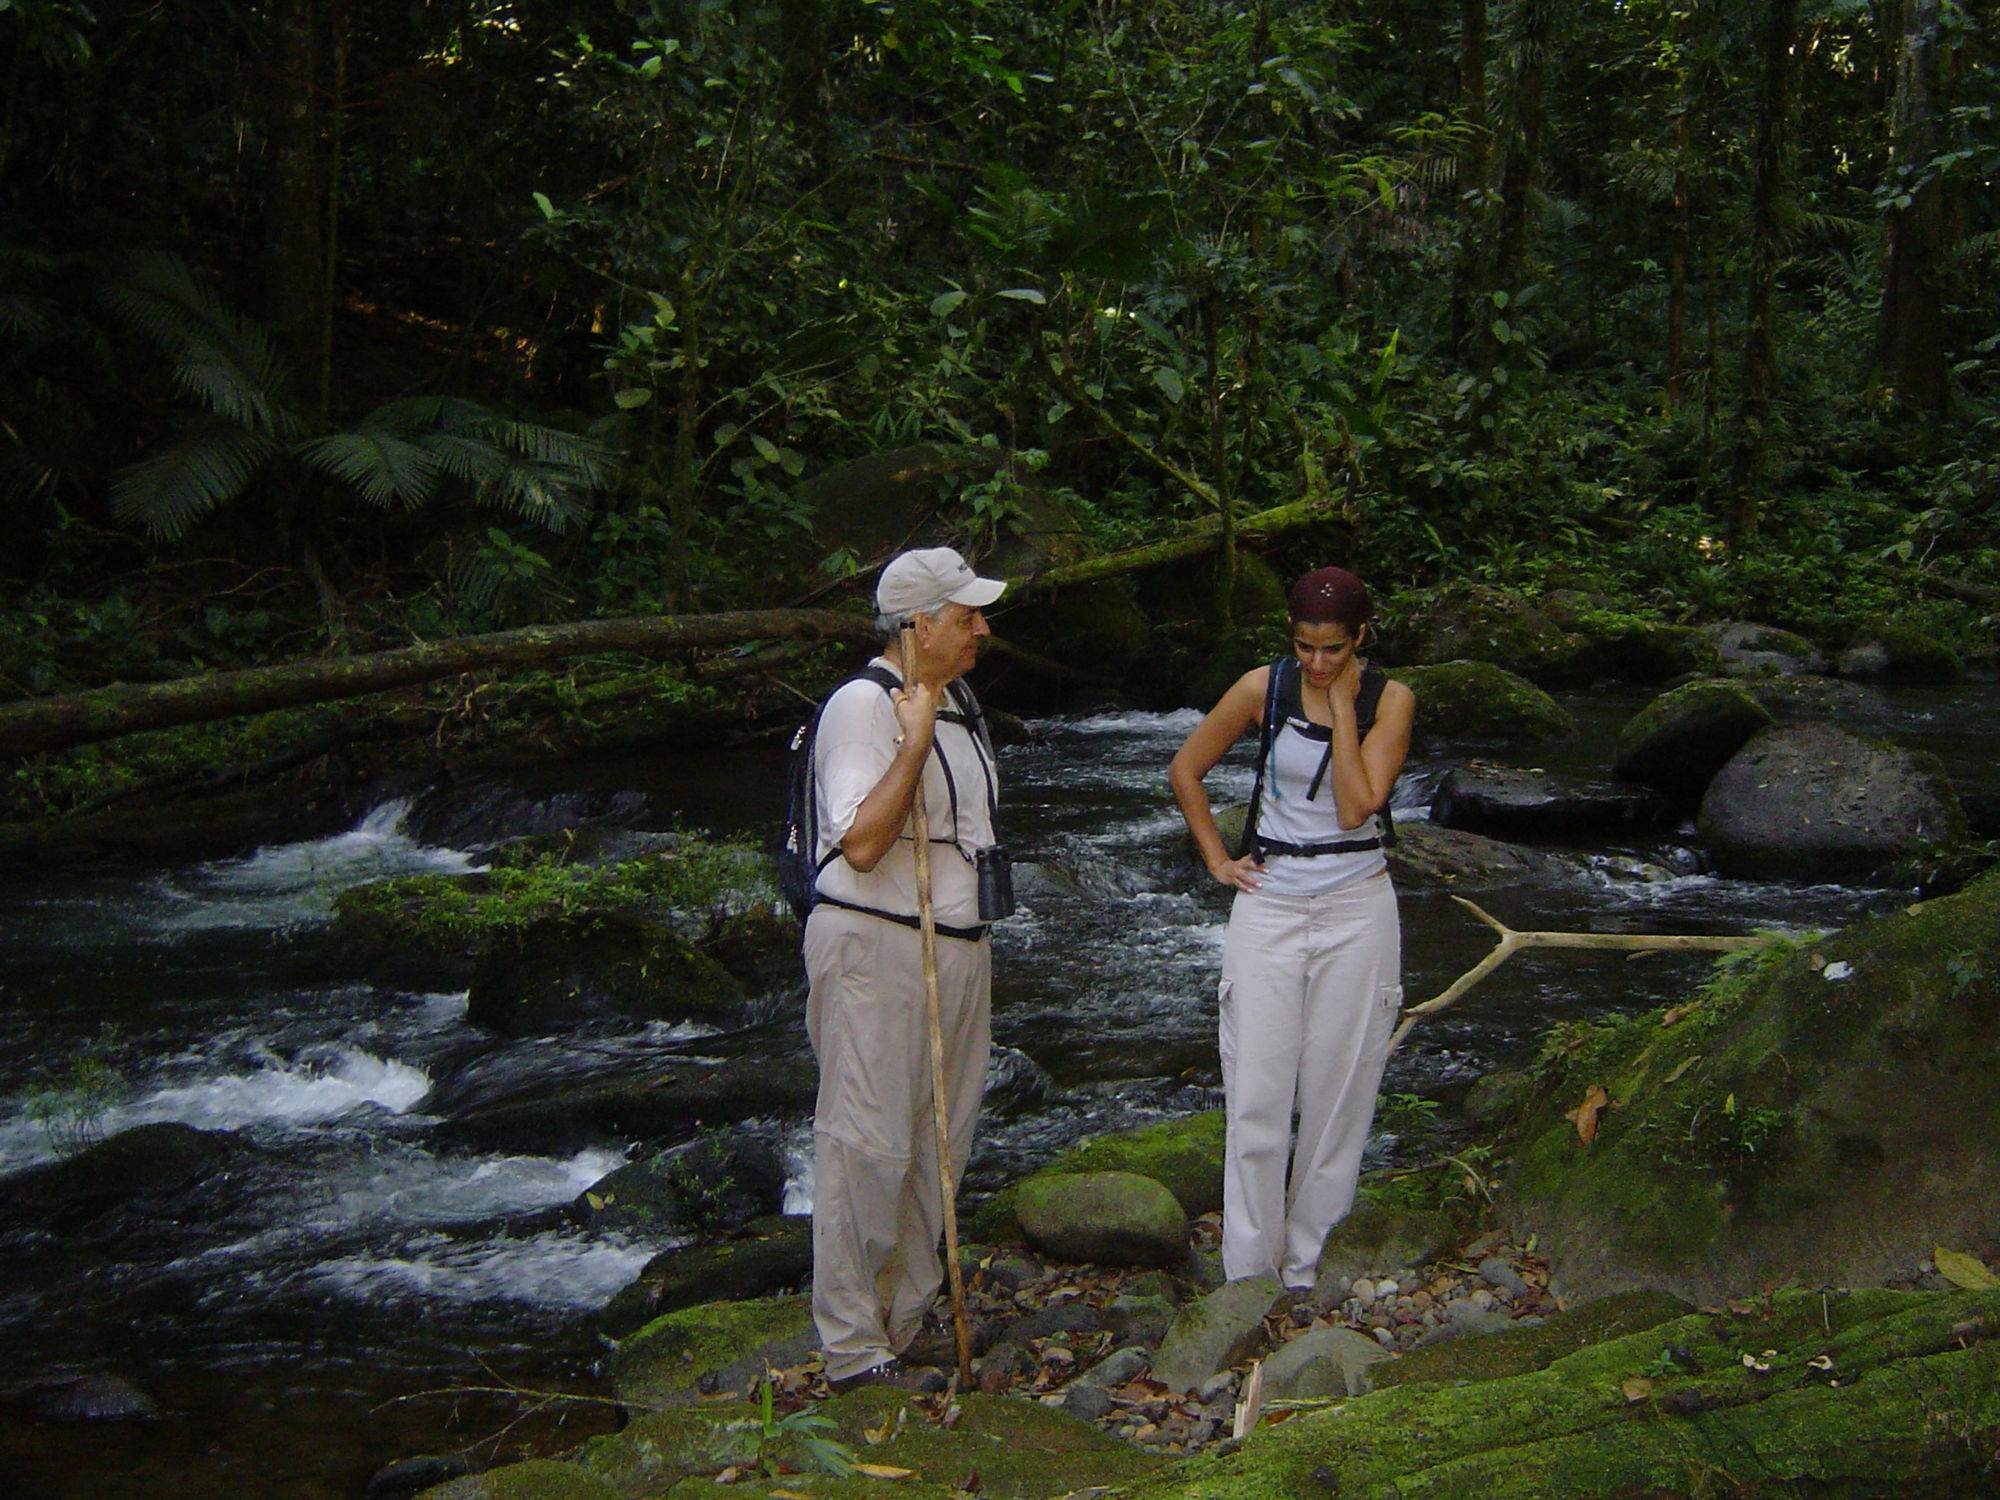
[[2, 679, 1996, 1497]]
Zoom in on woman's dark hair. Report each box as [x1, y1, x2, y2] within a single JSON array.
[[1287, 566, 1372, 633]]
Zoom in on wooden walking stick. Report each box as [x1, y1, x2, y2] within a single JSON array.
[[901, 625, 977, 1390]]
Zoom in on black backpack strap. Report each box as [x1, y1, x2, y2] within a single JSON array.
[[1236, 656, 1290, 860]]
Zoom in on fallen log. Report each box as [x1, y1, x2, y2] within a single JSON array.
[[1388, 895, 1772, 1055], [0, 608, 873, 759], [1006, 497, 1339, 597]]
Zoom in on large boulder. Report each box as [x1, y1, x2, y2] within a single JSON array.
[[1384, 822, 1579, 889], [596, 1215, 812, 1338], [1384, 584, 1598, 684], [1696, 722, 1966, 882], [1612, 677, 1774, 801], [0, 1122, 257, 1241], [1387, 662, 1576, 744], [968, 1113, 1226, 1242], [1497, 871, 2000, 1304], [1834, 619, 1964, 683], [1430, 764, 1673, 843]]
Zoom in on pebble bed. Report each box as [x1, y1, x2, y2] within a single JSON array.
[[814, 1212, 1564, 1455]]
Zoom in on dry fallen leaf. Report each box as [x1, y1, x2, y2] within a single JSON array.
[[1807, 952, 1827, 972], [1936, 1247, 2000, 1290], [1663, 1055, 1702, 1084], [1566, 1084, 1611, 1143], [1661, 1004, 1698, 1026], [1621, 1376, 1654, 1404], [852, 1463, 916, 1480]]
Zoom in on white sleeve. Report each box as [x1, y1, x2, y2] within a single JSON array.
[[815, 678, 897, 847]]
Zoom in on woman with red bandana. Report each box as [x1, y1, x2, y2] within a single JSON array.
[[1169, 567, 1416, 1289]]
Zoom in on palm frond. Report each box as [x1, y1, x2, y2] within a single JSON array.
[[413, 431, 509, 487], [298, 431, 443, 510], [101, 251, 298, 437], [471, 453, 592, 533], [359, 394, 494, 435], [109, 419, 282, 541], [468, 416, 615, 486], [0, 294, 59, 347]]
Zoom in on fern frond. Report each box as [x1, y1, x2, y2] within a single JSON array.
[[109, 420, 282, 541], [102, 251, 298, 437], [299, 431, 443, 510]]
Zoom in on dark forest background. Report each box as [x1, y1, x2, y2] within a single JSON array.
[[2, 0, 1995, 702]]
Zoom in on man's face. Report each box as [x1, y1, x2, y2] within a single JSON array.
[[923, 601, 990, 679]]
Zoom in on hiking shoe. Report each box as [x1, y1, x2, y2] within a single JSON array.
[[825, 1358, 948, 1396]]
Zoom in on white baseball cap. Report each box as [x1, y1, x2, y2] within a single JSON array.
[[875, 546, 1006, 621]]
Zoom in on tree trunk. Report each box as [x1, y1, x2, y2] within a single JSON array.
[[1726, 0, 1799, 547], [1872, 0, 1951, 418], [1466, 0, 1555, 442], [0, 609, 873, 758], [262, 0, 334, 413], [1449, 0, 1491, 360]]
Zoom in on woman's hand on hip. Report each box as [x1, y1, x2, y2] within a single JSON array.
[[1207, 851, 1264, 892]]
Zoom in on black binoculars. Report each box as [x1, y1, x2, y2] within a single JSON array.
[[976, 845, 1016, 923]]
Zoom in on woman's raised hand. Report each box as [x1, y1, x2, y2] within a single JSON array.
[[1207, 850, 1264, 892]]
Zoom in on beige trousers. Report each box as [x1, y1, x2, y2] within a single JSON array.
[[804, 905, 991, 1381], [1219, 876, 1402, 1286]]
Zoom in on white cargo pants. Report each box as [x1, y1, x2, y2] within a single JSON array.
[[1218, 875, 1402, 1287], [804, 905, 991, 1381]]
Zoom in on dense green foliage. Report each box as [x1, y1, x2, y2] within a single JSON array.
[[2, 0, 1996, 698]]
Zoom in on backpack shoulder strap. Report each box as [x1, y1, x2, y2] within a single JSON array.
[[1235, 657, 1290, 859], [1354, 664, 1387, 741]]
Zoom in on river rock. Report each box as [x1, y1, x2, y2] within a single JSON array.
[[1150, 1276, 1287, 1393], [970, 1112, 1225, 1242], [1387, 661, 1577, 743], [1015, 1170, 1189, 1267], [1385, 821, 1573, 889], [0, 1121, 254, 1238], [1259, 1325, 1390, 1399], [1696, 722, 1966, 882], [1699, 620, 1829, 677], [433, 1055, 819, 1155], [27, 1373, 159, 1422], [1499, 870, 2000, 1303], [1431, 763, 1673, 843], [411, 1458, 619, 1499], [464, 910, 745, 1036], [365, 1455, 474, 1500], [1834, 621, 1962, 684], [598, 1215, 812, 1338], [1384, 583, 1597, 683], [402, 780, 649, 851], [572, 1130, 788, 1240], [1612, 677, 1774, 801], [1311, 1204, 1457, 1300]]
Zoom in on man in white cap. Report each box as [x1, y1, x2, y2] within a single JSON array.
[[804, 546, 1007, 1392]]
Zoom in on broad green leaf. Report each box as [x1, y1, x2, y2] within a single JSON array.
[[613, 388, 652, 410], [1151, 366, 1186, 403], [531, 192, 561, 220], [929, 289, 969, 318], [1937, 1247, 2000, 1289], [714, 422, 740, 447], [751, 433, 781, 463], [996, 287, 1047, 304]]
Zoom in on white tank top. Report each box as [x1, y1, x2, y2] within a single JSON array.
[[1253, 713, 1388, 897]]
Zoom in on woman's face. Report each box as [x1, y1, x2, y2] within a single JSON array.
[[1291, 619, 1359, 690]]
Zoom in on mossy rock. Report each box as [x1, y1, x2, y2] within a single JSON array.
[[1118, 1287, 2000, 1499], [1016, 1170, 1190, 1267], [1387, 661, 1576, 743], [1368, 1289, 1692, 1390], [970, 1112, 1227, 1241], [1004, 578, 1156, 681], [1613, 676, 1774, 801], [578, 1386, 1160, 1500], [1499, 871, 2000, 1303], [414, 1459, 622, 1499], [597, 1215, 813, 1339], [609, 1294, 819, 1410], [1836, 617, 1965, 684], [1702, 620, 1829, 677]]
